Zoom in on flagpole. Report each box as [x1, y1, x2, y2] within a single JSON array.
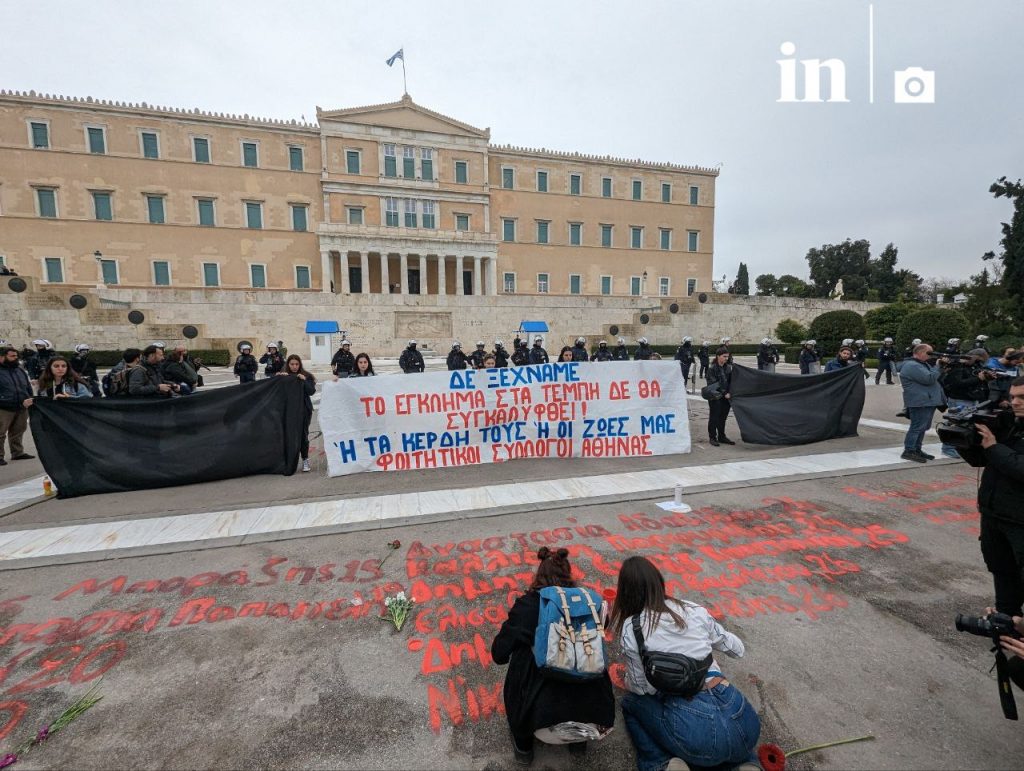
[[401, 48, 408, 94]]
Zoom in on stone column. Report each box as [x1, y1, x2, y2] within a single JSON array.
[[379, 251, 389, 295], [399, 253, 408, 295], [437, 255, 447, 296], [418, 254, 427, 295], [455, 255, 465, 295], [487, 257, 498, 296], [320, 249, 332, 293], [473, 255, 482, 297], [336, 251, 348, 295], [360, 252, 370, 295]]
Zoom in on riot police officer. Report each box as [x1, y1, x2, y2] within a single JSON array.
[[634, 337, 654, 360], [399, 340, 425, 373], [756, 338, 779, 373], [591, 340, 613, 362], [447, 342, 469, 371], [470, 341, 488, 369], [698, 341, 711, 379], [528, 336, 549, 365], [331, 340, 355, 377], [852, 339, 870, 378], [674, 337, 695, 382], [799, 340, 820, 375], [944, 338, 962, 356], [493, 340, 509, 368], [511, 339, 529, 366], [571, 337, 589, 362], [876, 337, 897, 384], [612, 337, 630, 361]]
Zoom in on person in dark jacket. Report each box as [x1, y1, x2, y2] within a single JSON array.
[[27, 339, 55, 381], [528, 337, 549, 365], [447, 342, 469, 371], [973, 334, 991, 356], [944, 338, 962, 356], [634, 337, 654, 361], [129, 345, 178, 398], [756, 338, 779, 373], [674, 337, 695, 383], [35, 356, 93, 400], [612, 338, 630, 361], [511, 340, 529, 367], [470, 341, 488, 369], [259, 344, 285, 378], [0, 345, 36, 464], [281, 354, 317, 473], [163, 349, 199, 395], [571, 338, 589, 362], [825, 346, 855, 372], [70, 343, 101, 396], [876, 337, 897, 384], [491, 547, 615, 765], [852, 339, 870, 379], [399, 340, 425, 373], [958, 377, 1024, 616], [705, 348, 735, 446], [698, 341, 710, 379], [492, 341, 510, 368], [331, 340, 355, 378], [903, 338, 922, 361], [798, 340, 820, 375], [940, 348, 991, 458], [591, 341, 613, 362], [233, 344, 258, 383]]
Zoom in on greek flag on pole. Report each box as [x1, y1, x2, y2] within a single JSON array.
[[386, 48, 404, 67]]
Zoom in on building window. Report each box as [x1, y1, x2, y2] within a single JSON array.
[[153, 261, 171, 286], [141, 132, 160, 159], [44, 257, 64, 283], [422, 200, 436, 229], [100, 259, 119, 285], [536, 220, 549, 244], [295, 265, 311, 289], [454, 160, 468, 184], [688, 230, 699, 252], [36, 188, 58, 218], [631, 226, 643, 249], [659, 277, 670, 296], [536, 170, 548, 192], [569, 222, 582, 246], [601, 224, 613, 248], [404, 198, 417, 228], [501, 167, 514, 189], [601, 275, 612, 295], [662, 183, 671, 203], [383, 144, 397, 177], [421, 148, 433, 181], [92, 192, 112, 221], [289, 146, 304, 171], [570, 174, 581, 196], [250, 264, 267, 288], [193, 137, 210, 163], [146, 195, 165, 224], [385, 197, 399, 227], [346, 207, 363, 226], [455, 213, 470, 231], [30, 121, 49, 149], [87, 126, 106, 154], [537, 273, 549, 294], [402, 147, 415, 178], [632, 179, 642, 200], [292, 204, 308, 232], [602, 177, 612, 198], [631, 276, 642, 296], [687, 278, 697, 296], [660, 228, 672, 250], [242, 141, 259, 168], [197, 198, 216, 227], [202, 263, 220, 287], [245, 201, 263, 229], [502, 218, 516, 242], [569, 274, 581, 295], [346, 150, 361, 175], [689, 185, 699, 205]]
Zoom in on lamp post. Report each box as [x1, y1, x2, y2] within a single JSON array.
[[94, 250, 104, 290], [642, 270, 648, 297]]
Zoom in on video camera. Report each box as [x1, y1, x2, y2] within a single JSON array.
[[935, 401, 1015, 451], [956, 612, 1023, 720]]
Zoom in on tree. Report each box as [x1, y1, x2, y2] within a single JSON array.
[[960, 266, 1017, 337], [754, 274, 778, 296], [863, 301, 919, 339], [896, 307, 969, 350], [804, 239, 919, 301], [807, 310, 866, 355], [734, 262, 750, 295], [776, 274, 810, 297], [774, 318, 807, 345], [983, 176, 1024, 329]]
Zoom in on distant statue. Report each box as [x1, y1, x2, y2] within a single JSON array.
[[831, 278, 845, 300]]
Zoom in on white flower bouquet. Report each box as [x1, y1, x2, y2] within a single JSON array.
[[381, 590, 415, 631]]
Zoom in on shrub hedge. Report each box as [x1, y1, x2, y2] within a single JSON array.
[[895, 308, 969, 351], [807, 310, 867, 356]]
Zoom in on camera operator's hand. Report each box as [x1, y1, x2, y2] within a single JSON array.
[[158, 383, 173, 394], [1000, 616, 1024, 659], [976, 424, 997, 449]]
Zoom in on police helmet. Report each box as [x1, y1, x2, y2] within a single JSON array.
[[807, 339, 817, 346], [599, 340, 607, 347], [408, 339, 417, 347], [720, 337, 731, 344], [240, 344, 252, 351], [150, 341, 165, 349], [74, 343, 90, 353], [855, 339, 865, 346], [703, 340, 711, 346], [912, 338, 922, 345], [761, 338, 771, 345], [476, 341, 485, 348], [683, 336, 692, 343], [495, 339, 504, 348], [617, 337, 625, 345], [638, 337, 648, 345], [533, 336, 543, 343], [32, 339, 46, 348], [948, 338, 960, 344], [576, 337, 586, 345], [884, 337, 893, 343], [267, 343, 278, 350], [341, 340, 351, 347], [842, 338, 854, 346], [452, 341, 461, 349], [976, 335, 989, 342]]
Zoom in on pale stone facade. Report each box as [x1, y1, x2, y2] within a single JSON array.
[[0, 90, 717, 300]]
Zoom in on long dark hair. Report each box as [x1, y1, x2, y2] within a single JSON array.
[[38, 356, 85, 392], [610, 556, 686, 638], [354, 353, 375, 375], [285, 354, 314, 380], [559, 346, 574, 361], [529, 547, 575, 592]]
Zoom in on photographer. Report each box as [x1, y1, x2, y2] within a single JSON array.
[[959, 377, 1024, 617], [939, 348, 990, 458], [987, 349, 1021, 408], [899, 343, 946, 463]]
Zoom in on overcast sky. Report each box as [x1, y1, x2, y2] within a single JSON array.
[[4, 0, 1021, 286]]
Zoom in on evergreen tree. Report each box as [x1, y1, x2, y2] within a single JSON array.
[[734, 262, 750, 295], [984, 177, 1024, 330]]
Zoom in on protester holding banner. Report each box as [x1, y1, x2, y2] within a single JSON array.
[[163, 349, 199, 395], [825, 346, 856, 372], [705, 348, 735, 446], [348, 353, 375, 377], [281, 354, 317, 473], [35, 357, 93, 400]]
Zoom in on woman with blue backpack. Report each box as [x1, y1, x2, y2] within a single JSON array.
[[610, 556, 760, 771], [491, 547, 615, 765]]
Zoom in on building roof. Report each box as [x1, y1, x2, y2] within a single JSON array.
[[317, 93, 490, 139], [490, 144, 720, 176]]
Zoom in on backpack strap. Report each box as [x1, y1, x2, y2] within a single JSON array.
[[631, 615, 648, 656], [581, 589, 604, 633], [553, 586, 577, 644]]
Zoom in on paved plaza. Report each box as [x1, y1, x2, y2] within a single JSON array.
[[1, 366, 1022, 769]]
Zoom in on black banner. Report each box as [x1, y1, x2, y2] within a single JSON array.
[[30, 376, 305, 498], [729, 364, 865, 445]]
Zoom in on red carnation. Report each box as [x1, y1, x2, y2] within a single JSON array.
[[758, 743, 786, 771]]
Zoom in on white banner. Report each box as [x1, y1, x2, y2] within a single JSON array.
[[319, 361, 690, 476]]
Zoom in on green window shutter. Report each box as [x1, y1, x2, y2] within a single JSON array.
[[348, 151, 361, 174], [289, 147, 304, 171], [142, 133, 159, 159], [422, 159, 433, 181], [690, 186, 699, 205], [101, 260, 118, 285], [570, 223, 581, 245], [662, 183, 671, 203], [385, 156, 397, 177], [632, 180, 642, 200], [147, 196, 165, 224], [194, 138, 210, 163], [31, 122, 49, 148], [570, 175, 581, 195], [93, 192, 112, 221], [292, 205, 307, 232], [503, 219, 515, 242], [45, 258, 63, 283], [631, 277, 641, 295], [602, 178, 611, 197], [402, 156, 414, 178], [537, 172, 547, 192], [251, 265, 266, 288], [198, 199, 215, 226], [502, 168, 513, 189], [570, 275, 581, 294], [386, 210, 399, 227], [688, 231, 698, 251], [203, 263, 219, 287], [601, 276, 611, 295], [631, 228, 642, 249], [456, 214, 469, 230], [153, 261, 170, 286], [296, 266, 311, 289], [537, 221, 548, 244], [87, 127, 105, 154], [660, 229, 670, 250], [601, 225, 612, 247], [455, 161, 467, 183], [37, 189, 57, 217], [242, 143, 258, 167], [246, 202, 262, 229]]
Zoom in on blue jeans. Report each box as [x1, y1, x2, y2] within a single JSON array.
[[904, 406, 936, 453], [621, 685, 760, 771]]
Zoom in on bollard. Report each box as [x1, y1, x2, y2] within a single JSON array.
[[673, 484, 683, 505]]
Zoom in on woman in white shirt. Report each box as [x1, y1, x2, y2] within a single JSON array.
[[610, 556, 760, 771]]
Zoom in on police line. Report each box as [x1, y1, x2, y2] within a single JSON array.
[[318, 361, 691, 476]]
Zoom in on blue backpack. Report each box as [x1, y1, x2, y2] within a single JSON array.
[[533, 586, 607, 681]]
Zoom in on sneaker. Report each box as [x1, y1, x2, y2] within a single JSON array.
[[901, 450, 927, 463], [942, 448, 961, 459], [709, 438, 720, 447], [718, 437, 736, 445], [919, 451, 935, 460], [11, 453, 34, 460], [301, 459, 311, 473], [666, 760, 691, 771], [0, 458, 6, 466]]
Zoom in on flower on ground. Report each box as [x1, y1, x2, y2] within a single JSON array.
[[758, 743, 785, 771], [0, 754, 18, 769], [380, 591, 415, 631], [388, 540, 401, 549], [35, 727, 49, 743]]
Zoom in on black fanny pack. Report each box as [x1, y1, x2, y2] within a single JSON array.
[[632, 616, 712, 698]]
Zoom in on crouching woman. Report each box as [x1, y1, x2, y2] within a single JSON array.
[[491, 547, 615, 765], [611, 556, 760, 771]]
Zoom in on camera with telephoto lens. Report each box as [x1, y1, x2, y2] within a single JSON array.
[[955, 612, 1023, 720], [934, 400, 1014, 451], [956, 612, 1022, 641]]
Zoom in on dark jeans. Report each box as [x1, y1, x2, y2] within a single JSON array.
[[980, 514, 1024, 616], [300, 409, 312, 460], [621, 685, 760, 771], [699, 362, 708, 379], [876, 361, 893, 384], [239, 373, 256, 384], [708, 398, 731, 441], [904, 406, 935, 452]]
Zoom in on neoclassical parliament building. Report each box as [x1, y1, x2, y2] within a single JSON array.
[[0, 89, 717, 300]]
